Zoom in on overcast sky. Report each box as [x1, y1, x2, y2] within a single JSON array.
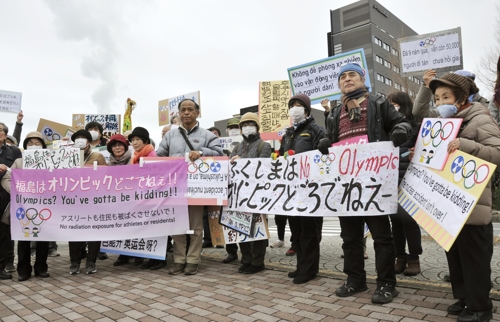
[[0, 0, 498, 145]]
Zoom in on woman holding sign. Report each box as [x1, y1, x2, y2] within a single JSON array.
[[427, 74, 500, 321]]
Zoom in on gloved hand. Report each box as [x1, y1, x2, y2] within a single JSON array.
[[391, 128, 407, 147], [318, 138, 332, 154]]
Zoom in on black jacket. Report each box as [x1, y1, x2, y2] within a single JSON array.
[[0, 143, 22, 213], [325, 94, 412, 144], [398, 121, 420, 184], [279, 117, 325, 154]]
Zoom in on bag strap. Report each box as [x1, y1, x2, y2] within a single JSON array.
[[257, 140, 265, 156], [179, 128, 195, 151]]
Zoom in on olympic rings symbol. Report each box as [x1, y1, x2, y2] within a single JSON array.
[[188, 160, 210, 174], [25, 208, 52, 226], [419, 37, 436, 48], [421, 120, 454, 148], [313, 153, 335, 167], [450, 156, 490, 189]]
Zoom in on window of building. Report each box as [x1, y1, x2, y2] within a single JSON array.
[[384, 61, 391, 69], [393, 65, 400, 73], [375, 55, 383, 64], [408, 76, 414, 82], [402, 87, 406, 93], [409, 90, 415, 97], [385, 78, 392, 86], [392, 48, 399, 57], [343, 4, 370, 27], [383, 42, 390, 51], [374, 37, 382, 46], [377, 74, 385, 82], [395, 83, 401, 90]]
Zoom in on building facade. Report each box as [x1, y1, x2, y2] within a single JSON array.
[[327, 0, 422, 98]]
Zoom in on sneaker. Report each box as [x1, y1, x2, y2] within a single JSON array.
[[169, 263, 186, 275], [5, 263, 15, 273], [335, 282, 368, 297], [69, 263, 80, 275], [48, 249, 60, 257], [238, 263, 251, 273], [447, 299, 466, 315], [285, 248, 296, 256], [85, 262, 97, 275], [184, 263, 198, 275], [371, 283, 399, 304], [270, 240, 285, 248]]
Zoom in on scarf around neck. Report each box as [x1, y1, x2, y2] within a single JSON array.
[[131, 144, 154, 164], [109, 149, 132, 165], [340, 87, 368, 122]]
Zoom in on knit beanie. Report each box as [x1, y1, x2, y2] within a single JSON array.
[[107, 134, 129, 153], [429, 73, 479, 97], [337, 63, 366, 81], [71, 129, 92, 143], [288, 93, 311, 115], [128, 127, 150, 144], [239, 113, 260, 131]]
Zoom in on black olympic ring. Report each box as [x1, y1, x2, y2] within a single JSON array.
[[453, 159, 490, 189], [52, 133, 61, 141], [187, 161, 210, 174]]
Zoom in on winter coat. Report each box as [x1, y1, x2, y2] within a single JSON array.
[[83, 150, 107, 166], [279, 117, 325, 154], [230, 133, 272, 159], [487, 99, 500, 129], [454, 102, 500, 225], [157, 122, 223, 157], [109, 149, 133, 166], [325, 94, 412, 144], [0, 144, 22, 214], [398, 122, 420, 185]]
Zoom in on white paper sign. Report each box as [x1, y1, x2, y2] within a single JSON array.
[[222, 213, 269, 244], [0, 89, 22, 114], [399, 27, 463, 76], [23, 147, 82, 169], [100, 236, 168, 260]]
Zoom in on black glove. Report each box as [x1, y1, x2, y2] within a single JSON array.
[[391, 128, 407, 147], [318, 138, 332, 154]]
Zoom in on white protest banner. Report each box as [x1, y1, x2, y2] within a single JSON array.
[[23, 147, 83, 169], [0, 90, 22, 114], [259, 80, 290, 140], [228, 142, 399, 216], [158, 91, 201, 126], [10, 160, 189, 241], [287, 48, 371, 104], [222, 213, 269, 244], [72, 114, 121, 141], [219, 209, 254, 236], [399, 150, 495, 251], [219, 136, 243, 154], [101, 237, 168, 260], [399, 27, 463, 76], [144, 156, 229, 206], [413, 118, 462, 171]]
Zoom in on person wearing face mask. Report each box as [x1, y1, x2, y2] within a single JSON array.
[[229, 113, 272, 274], [0, 122, 22, 280], [1, 132, 51, 281], [418, 74, 500, 321], [68, 130, 107, 276], [386, 92, 423, 277], [85, 121, 107, 148], [279, 94, 326, 284]]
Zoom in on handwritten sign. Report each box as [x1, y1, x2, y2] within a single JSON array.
[[399, 150, 495, 251], [219, 136, 243, 154], [287, 48, 371, 104], [101, 236, 168, 260], [10, 160, 189, 241], [413, 118, 462, 170], [23, 147, 83, 169], [258, 80, 290, 139], [158, 91, 201, 126], [144, 157, 229, 206], [229, 142, 399, 217], [37, 118, 75, 145], [72, 114, 121, 140], [219, 210, 254, 236], [222, 213, 269, 244], [0, 89, 22, 114], [399, 27, 463, 76], [331, 135, 368, 147]]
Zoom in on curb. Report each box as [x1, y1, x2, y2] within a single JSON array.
[[202, 252, 500, 300]]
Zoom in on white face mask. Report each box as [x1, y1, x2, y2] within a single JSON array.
[[242, 126, 257, 137], [89, 130, 99, 141], [74, 138, 88, 149], [26, 145, 43, 150], [228, 128, 240, 137], [289, 106, 306, 124]]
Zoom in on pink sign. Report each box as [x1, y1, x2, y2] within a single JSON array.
[[331, 135, 368, 147], [10, 160, 189, 241]]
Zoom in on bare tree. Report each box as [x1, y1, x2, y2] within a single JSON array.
[[476, 4, 500, 93]]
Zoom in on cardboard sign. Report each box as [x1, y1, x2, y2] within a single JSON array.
[[37, 118, 76, 146], [219, 210, 255, 236], [72, 114, 121, 141], [258, 80, 291, 140], [287, 48, 371, 104], [0, 89, 22, 114], [399, 27, 463, 76]]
